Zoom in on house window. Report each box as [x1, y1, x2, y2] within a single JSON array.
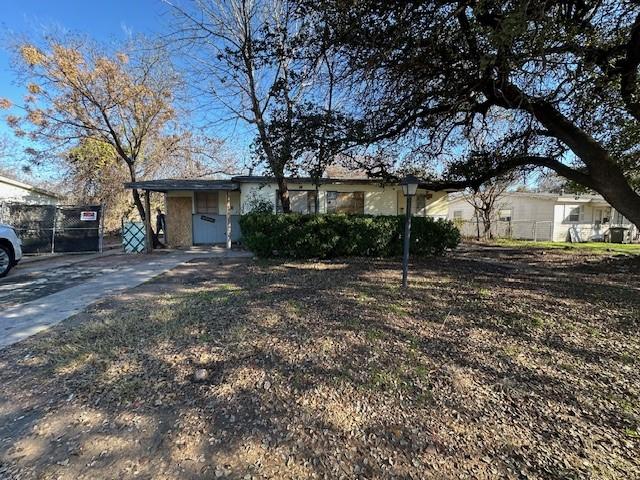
[[453, 210, 463, 219], [416, 193, 427, 215], [567, 206, 583, 222], [326, 191, 365, 214], [195, 192, 219, 214], [275, 190, 318, 214], [612, 210, 626, 225], [498, 209, 512, 222]]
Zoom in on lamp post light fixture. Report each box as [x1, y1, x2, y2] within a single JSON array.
[[401, 174, 420, 288]]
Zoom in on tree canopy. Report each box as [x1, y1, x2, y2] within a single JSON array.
[[1, 36, 181, 222], [301, 0, 640, 226]]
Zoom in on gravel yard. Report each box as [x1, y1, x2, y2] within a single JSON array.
[[0, 244, 638, 479]]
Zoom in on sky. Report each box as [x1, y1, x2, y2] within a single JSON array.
[[0, 0, 168, 104], [0, 1, 539, 189], [0, 0, 243, 181]]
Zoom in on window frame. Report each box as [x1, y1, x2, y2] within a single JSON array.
[[275, 190, 318, 214], [498, 208, 512, 222], [415, 193, 427, 215], [326, 191, 365, 214], [567, 205, 583, 223], [194, 191, 219, 214]]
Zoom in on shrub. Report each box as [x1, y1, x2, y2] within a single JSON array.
[[239, 213, 460, 258]]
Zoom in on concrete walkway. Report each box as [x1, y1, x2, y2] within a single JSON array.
[[0, 249, 252, 349]]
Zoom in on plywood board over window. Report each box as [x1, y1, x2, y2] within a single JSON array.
[[166, 196, 193, 247], [195, 192, 219, 214], [416, 193, 427, 215], [327, 191, 364, 214]]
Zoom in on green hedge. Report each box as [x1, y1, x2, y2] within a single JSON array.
[[239, 213, 460, 258]]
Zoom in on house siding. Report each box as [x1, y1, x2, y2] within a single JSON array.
[[448, 191, 638, 242], [239, 180, 447, 217], [0, 178, 59, 205]]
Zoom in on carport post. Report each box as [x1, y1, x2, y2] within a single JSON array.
[[225, 191, 232, 249], [144, 190, 152, 254]]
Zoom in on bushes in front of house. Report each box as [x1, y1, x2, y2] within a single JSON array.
[[239, 213, 460, 258]]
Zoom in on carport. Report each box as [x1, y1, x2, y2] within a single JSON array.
[[124, 179, 241, 251]]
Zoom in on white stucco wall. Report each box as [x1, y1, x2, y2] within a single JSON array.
[[238, 180, 450, 216], [0, 178, 59, 205]]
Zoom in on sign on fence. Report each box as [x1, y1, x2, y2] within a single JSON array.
[[80, 211, 98, 221]]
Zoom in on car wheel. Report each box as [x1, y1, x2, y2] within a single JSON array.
[[0, 244, 13, 278]]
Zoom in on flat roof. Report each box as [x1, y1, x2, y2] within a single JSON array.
[[124, 179, 240, 192], [125, 176, 460, 192]]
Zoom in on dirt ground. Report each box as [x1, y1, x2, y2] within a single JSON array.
[[0, 244, 638, 479]]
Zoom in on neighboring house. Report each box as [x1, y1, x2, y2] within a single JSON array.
[[124, 176, 453, 247], [0, 175, 60, 205], [447, 191, 639, 243]]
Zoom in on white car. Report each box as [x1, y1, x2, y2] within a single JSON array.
[[0, 224, 22, 278]]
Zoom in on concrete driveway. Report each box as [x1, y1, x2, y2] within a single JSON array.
[[0, 248, 252, 349]]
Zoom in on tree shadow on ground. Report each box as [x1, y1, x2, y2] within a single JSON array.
[[0, 249, 639, 479]]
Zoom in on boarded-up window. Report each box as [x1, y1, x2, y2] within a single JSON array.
[[416, 194, 427, 215], [275, 190, 318, 214], [195, 192, 219, 214], [326, 191, 365, 214]]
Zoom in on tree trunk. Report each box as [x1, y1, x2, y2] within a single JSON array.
[[482, 210, 492, 240], [126, 162, 147, 222], [276, 176, 291, 214], [493, 82, 640, 228], [126, 161, 160, 242], [591, 172, 640, 228]]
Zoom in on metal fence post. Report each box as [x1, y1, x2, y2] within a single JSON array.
[[51, 206, 57, 254], [99, 203, 105, 253], [533, 221, 537, 242]]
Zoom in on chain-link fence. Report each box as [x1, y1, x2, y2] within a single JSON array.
[[455, 219, 554, 241], [0, 202, 104, 254], [456, 219, 640, 243]]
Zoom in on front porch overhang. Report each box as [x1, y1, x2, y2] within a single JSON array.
[[124, 179, 240, 193]]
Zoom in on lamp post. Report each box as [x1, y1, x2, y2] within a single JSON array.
[[401, 175, 419, 288]]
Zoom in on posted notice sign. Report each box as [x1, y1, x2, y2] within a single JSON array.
[[80, 211, 98, 221]]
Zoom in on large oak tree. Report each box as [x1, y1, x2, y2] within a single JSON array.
[[304, 0, 640, 227]]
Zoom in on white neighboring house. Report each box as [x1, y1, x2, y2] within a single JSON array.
[[0, 175, 60, 205], [447, 191, 639, 243]]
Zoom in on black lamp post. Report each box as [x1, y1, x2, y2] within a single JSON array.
[[401, 175, 420, 288]]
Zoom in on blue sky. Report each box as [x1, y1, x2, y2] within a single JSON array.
[[0, 0, 167, 103], [0, 0, 190, 180]]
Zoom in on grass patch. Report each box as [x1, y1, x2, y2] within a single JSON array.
[[495, 239, 640, 255]]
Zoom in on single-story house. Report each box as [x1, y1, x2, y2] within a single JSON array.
[[0, 175, 60, 205], [124, 176, 453, 248], [447, 191, 638, 242]]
